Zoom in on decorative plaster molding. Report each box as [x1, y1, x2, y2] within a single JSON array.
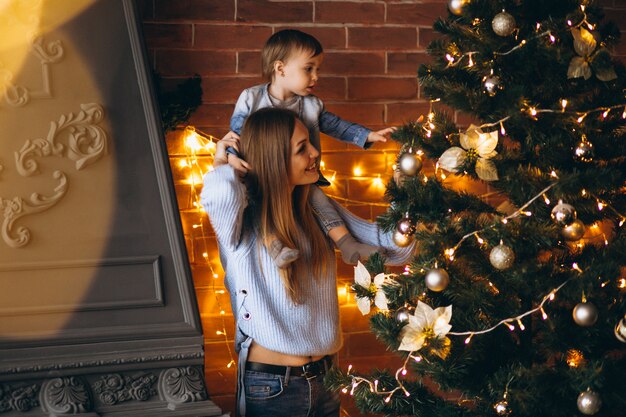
[[1, 352, 204, 376], [0, 170, 68, 248], [158, 367, 207, 408], [0, 383, 40, 412], [0, 37, 64, 107], [40, 377, 93, 414], [15, 103, 107, 175], [1, 103, 108, 248], [93, 373, 157, 405]]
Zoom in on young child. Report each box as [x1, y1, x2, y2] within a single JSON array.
[[227, 29, 395, 267]]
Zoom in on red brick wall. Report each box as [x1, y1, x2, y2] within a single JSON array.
[[140, 1, 626, 415]]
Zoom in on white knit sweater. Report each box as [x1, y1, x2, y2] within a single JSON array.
[[201, 165, 415, 357]]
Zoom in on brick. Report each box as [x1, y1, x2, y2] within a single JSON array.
[[388, 51, 431, 75], [315, 1, 384, 24], [348, 77, 418, 100], [188, 103, 234, 127], [156, 50, 235, 76], [320, 134, 350, 152], [204, 343, 237, 373], [143, 23, 192, 48], [345, 332, 389, 356], [387, 1, 448, 25], [155, 0, 235, 21], [201, 76, 263, 103], [340, 305, 371, 333], [315, 76, 347, 100], [387, 102, 432, 125], [324, 103, 385, 126], [346, 178, 389, 202], [194, 25, 272, 49], [191, 263, 224, 287], [419, 27, 444, 48], [348, 27, 417, 50], [276, 26, 346, 49], [237, 0, 313, 23], [323, 51, 385, 75], [204, 366, 236, 395], [238, 51, 262, 74], [209, 395, 236, 417]]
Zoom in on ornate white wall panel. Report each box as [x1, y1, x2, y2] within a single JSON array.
[[0, 1, 223, 415]]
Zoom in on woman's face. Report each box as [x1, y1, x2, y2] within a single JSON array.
[[288, 119, 319, 188]]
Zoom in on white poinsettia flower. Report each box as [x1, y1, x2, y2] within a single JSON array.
[[398, 301, 452, 352], [438, 124, 499, 181], [354, 261, 389, 315]]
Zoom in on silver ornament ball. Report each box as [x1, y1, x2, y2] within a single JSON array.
[[573, 302, 598, 327], [577, 390, 602, 415], [489, 243, 515, 270], [561, 219, 585, 241], [392, 230, 413, 248], [574, 141, 594, 162], [483, 76, 500, 96], [398, 151, 423, 176], [395, 307, 411, 323], [614, 315, 626, 343], [492, 11, 516, 37], [396, 216, 416, 235], [448, 0, 469, 15], [551, 201, 577, 226], [493, 400, 511, 415], [425, 268, 450, 292]]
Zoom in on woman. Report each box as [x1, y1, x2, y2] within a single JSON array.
[[201, 108, 413, 417]]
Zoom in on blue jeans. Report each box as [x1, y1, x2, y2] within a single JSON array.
[[309, 185, 344, 234], [243, 370, 340, 417]]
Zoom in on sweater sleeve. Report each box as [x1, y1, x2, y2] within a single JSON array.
[[311, 189, 415, 265], [200, 165, 248, 250]]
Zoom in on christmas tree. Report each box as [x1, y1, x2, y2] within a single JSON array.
[[325, 1, 626, 416]]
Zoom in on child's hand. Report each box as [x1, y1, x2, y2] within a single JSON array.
[[214, 131, 251, 176], [366, 127, 397, 143]]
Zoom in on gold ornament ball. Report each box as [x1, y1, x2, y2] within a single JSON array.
[[493, 400, 511, 416], [448, 0, 469, 15], [393, 230, 413, 247], [577, 390, 602, 415], [614, 315, 626, 343], [425, 268, 450, 292], [491, 11, 516, 37], [551, 201, 577, 226], [572, 302, 598, 327], [398, 151, 423, 176], [561, 219, 585, 241], [489, 243, 515, 270]]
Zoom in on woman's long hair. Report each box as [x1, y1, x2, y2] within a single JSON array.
[[240, 108, 332, 302]]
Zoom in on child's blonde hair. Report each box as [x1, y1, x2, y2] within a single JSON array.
[[240, 108, 332, 302], [261, 29, 323, 81]]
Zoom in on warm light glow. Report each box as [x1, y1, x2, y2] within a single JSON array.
[[561, 99, 567, 111], [566, 349, 584, 367]]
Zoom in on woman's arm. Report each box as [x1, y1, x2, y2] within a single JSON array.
[[200, 135, 250, 250]]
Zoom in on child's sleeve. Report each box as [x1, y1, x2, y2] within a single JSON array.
[[230, 89, 252, 135], [318, 105, 373, 150], [200, 165, 248, 250]]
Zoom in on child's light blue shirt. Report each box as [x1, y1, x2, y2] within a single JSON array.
[[230, 83, 372, 151]]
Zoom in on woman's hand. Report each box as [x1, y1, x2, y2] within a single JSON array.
[[214, 131, 251, 176]]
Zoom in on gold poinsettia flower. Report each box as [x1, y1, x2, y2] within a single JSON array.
[[438, 124, 499, 181]]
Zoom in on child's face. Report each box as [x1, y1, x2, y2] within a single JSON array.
[[288, 119, 319, 187], [276, 49, 324, 97]]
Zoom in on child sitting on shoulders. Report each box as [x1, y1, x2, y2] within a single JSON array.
[[226, 29, 396, 267]]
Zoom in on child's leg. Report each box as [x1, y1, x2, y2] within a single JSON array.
[[267, 238, 299, 269], [309, 186, 381, 264]]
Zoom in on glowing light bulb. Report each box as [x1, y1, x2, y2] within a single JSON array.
[[353, 166, 363, 176], [561, 99, 567, 111]]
